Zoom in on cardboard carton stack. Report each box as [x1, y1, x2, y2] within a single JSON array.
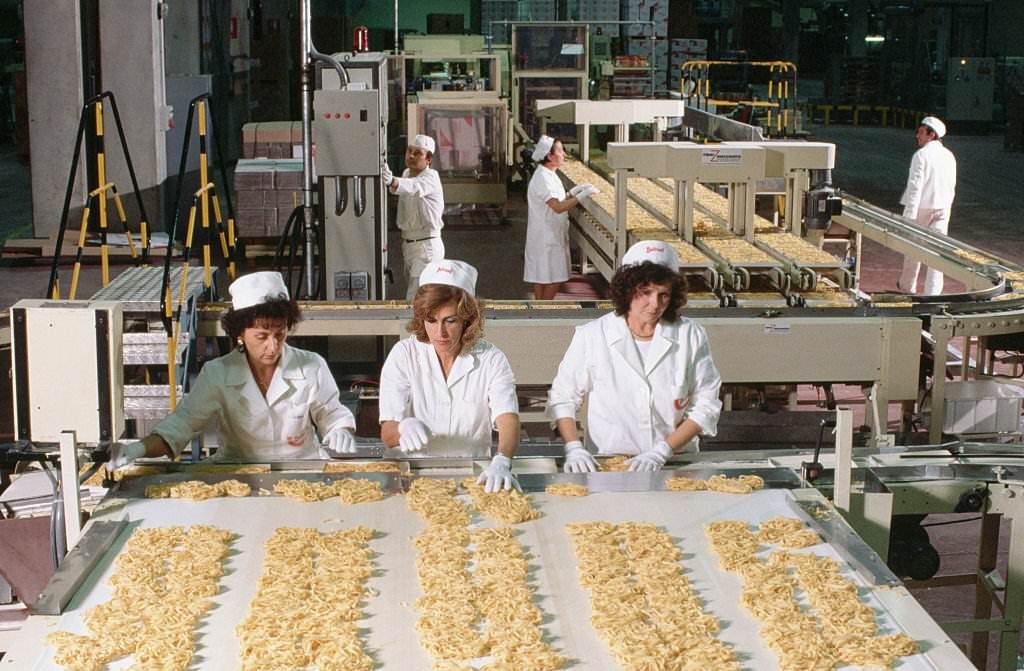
[[241, 121, 304, 159], [233, 159, 304, 238]]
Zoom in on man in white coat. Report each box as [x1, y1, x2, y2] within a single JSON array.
[[897, 116, 957, 295], [547, 241, 722, 472], [107, 272, 356, 469], [378, 259, 522, 491], [383, 134, 446, 299], [524, 135, 597, 300]]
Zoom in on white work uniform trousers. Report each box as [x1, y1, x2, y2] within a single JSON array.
[[403, 236, 445, 299], [898, 208, 950, 295]]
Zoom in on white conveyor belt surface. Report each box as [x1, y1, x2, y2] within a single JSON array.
[[4, 488, 971, 670]]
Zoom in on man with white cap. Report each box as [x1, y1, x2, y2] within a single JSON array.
[[897, 116, 957, 294], [106, 271, 357, 469], [382, 134, 446, 299], [547, 241, 722, 472], [525, 134, 599, 300], [378, 259, 522, 491]]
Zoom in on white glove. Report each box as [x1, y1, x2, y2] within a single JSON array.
[[323, 427, 357, 455], [569, 183, 592, 197], [381, 161, 394, 186], [563, 440, 598, 473], [107, 441, 146, 473], [398, 417, 431, 453], [477, 454, 520, 493], [627, 440, 674, 472], [576, 184, 600, 200]]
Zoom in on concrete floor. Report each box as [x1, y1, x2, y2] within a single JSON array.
[[2, 124, 1024, 667]]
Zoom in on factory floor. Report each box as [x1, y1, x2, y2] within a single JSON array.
[[2, 124, 1024, 667]]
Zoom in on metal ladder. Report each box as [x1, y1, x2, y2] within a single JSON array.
[[90, 266, 208, 444]]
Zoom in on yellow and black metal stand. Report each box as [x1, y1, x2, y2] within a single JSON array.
[[47, 92, 152, 300]]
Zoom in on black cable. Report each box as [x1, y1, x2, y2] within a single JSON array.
[[921, 516, 983, 528]]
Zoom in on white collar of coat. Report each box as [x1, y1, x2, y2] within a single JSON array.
[[224, 343, 307, 386], [602, 312, 680, 344], [413, 336, 482, 387]]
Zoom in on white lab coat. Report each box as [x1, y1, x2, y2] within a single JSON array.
[[152, 344, 355, 461], [547, 312, 722, 455], [524, 165, 571, 284], [900, 140, 956, 218], [898, 140, 956, 294], [395, 167, 445, 298], [379, 336, 519, 457]]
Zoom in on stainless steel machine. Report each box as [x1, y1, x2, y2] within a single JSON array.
[[314, 52, 390, 301]]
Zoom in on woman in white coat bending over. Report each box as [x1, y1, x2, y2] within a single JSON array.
[[379, 259, 521, 491], [524, 135, 598, 300], [106, 271, 356, 470], [548, 241, 722, 472]]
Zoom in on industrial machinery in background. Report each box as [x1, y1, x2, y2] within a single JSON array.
[[510, 23, 590, 149], [681, 60, 800, 137], [314, 52, 389, 302], [400, 49, 510, 212], [947, 57, 995, 128]]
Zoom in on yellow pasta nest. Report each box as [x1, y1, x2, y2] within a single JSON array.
[[273, 478, 386, 503], [406, 479, 562, 668], [335, 478, 384, 504], [692, 473, 766, 494], [323, 461, 401, 473], [666, 476, 708, 491], [706, 518, 917, 670], [701, 237, 777, 265], [144, 479, 251, 500], [567, 521, 739, 670], [597, 456, 630, 472], [461, 477, 541, 524], [954, 248, 994, 265], [756, 231, 839, 265], [236, 526, 376, 671], [46, 525, 233, 671], [544, 483, 589, 496]]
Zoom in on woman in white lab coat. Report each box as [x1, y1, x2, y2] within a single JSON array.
[[107, 272, 356, 469], [523, 135, 598, 300], [379, 259, 521, 491], [547, 241, 723, 472]]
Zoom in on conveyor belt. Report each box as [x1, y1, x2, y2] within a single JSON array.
[[9, 473, 971, 670]]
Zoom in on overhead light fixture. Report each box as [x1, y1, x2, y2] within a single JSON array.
[[865, 35, 885, 43]]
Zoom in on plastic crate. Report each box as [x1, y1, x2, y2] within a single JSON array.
[[943, 379, 1024, 434]]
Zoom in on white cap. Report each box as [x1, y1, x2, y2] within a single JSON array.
[[229, 271, 289, 311], [921, 116, 946, 139], [531, 135, 555, 162], [418, 259, 478, 296], [621, 240, 680, 272], [411, 134, 436, 154]]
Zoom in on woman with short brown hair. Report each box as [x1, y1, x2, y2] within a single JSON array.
[[379, 260, 521, 491]]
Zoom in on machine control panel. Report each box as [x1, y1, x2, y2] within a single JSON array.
[[313, 89, 383, 176]]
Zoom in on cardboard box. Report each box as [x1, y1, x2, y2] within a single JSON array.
[[235, 208, 278, 237], [235, 190, 269, 210], [234, 160, 277, 191]]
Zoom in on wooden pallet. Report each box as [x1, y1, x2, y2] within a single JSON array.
[[1, 231, 165, 260]]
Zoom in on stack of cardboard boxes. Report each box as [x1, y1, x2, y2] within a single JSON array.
[[233, 159, 303, 239], [241, 121, 304, 159], [670, 38, 708, 94], [234, 121, 308, 239], [624, 0, 669, 94]]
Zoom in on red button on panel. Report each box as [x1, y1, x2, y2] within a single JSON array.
[[343, 112, 351, 119], [323, 113, 330, 119]]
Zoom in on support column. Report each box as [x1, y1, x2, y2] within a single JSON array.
[[25, 2, 86, 238], [848, 0, 870, 58]]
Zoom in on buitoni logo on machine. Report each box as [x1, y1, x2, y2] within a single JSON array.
[[700, 148, 743, 165]]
